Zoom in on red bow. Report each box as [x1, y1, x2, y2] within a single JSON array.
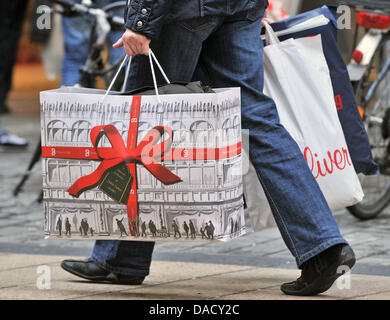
[[67, 96, 182, 235], [67, 124, 182, 198]]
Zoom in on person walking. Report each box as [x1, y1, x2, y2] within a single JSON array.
[[172, 220, 181, 239], [80, 219, 89, 236], [141, 221, 147, 237], [207, 221, 215, 240], [61, 0, 356, 295], [116, 218, 128, 237], [56, 215, 62, 237], [183, 221, 189, 238], [189, 220, 196, 239], [65, 218, 72, 236], [200, 227, 206, 239]]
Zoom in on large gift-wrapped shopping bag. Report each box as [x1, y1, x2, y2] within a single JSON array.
[[40, 78, 245, 241]]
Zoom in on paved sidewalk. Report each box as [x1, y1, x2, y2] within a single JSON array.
[[1, 253, 390, 300]]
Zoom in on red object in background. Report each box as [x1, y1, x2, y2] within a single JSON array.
[[265, 0, 288, 21], [335, 95, 344, 111], [352, 50, 364, 64], [357, 12, 390, 30]]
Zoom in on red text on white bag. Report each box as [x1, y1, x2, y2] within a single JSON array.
[[304, 146, 352, 179]]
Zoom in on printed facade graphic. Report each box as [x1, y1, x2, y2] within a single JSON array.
[[40, 88, 245, 241]]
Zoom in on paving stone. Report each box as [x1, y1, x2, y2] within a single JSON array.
[[2, 254, 389, 300]]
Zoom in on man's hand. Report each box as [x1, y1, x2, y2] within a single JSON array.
[[113, 29, 151, 56]]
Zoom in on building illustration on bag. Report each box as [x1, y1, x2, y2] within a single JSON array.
[[41, 93, 245, 240]]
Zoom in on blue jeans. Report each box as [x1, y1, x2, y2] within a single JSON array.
[[61, 0, 124, 86], [91, 7, 348, 276]]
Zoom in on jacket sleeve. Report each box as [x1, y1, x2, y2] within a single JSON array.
[[124, 0, 174, 40]]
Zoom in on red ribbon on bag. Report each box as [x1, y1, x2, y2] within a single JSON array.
[[66, 96, 181, 236]]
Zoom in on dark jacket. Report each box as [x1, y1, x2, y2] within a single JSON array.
[[125, 0, 268, 40]]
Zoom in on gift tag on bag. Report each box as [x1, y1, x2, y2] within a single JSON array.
[[98, 163, 133, 205]]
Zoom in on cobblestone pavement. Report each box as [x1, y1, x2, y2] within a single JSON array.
[[1, 115, 390, 277]]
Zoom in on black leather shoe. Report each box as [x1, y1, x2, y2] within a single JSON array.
[[61, 258, 145, 285], [281, 244, 356, 296]]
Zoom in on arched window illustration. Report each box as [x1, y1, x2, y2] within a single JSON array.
[[71, 120, 92, 142], [222, 116, 240, 145], [190, 121, 213, 146], [47, 120, 68, 142]]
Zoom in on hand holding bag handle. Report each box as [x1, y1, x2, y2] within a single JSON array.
[[102, 49, 170, 105]]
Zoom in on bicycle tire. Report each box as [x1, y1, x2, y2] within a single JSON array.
[[347, 185, 390, 220], [347, 41, 390, 220]]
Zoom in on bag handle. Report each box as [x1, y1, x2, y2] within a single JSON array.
[[101, 49, 170, 105], [263, 21, 280, 46]]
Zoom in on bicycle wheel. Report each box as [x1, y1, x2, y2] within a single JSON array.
[[348, 42, 390, 220]]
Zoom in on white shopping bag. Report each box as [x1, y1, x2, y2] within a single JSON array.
[[244, 23, 365, 232], [262, 22, 363, 212]]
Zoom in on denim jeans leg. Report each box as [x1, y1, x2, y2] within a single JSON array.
[[198, 11, 347, 267]]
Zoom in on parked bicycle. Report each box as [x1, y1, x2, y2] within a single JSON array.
[[53, 0, 127, 88], [342, 0, 390, 219]]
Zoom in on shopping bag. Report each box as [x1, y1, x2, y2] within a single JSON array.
[[40, 53, 245, 241], [261, 22, 364, 211], [261, 6, 378, 176]]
